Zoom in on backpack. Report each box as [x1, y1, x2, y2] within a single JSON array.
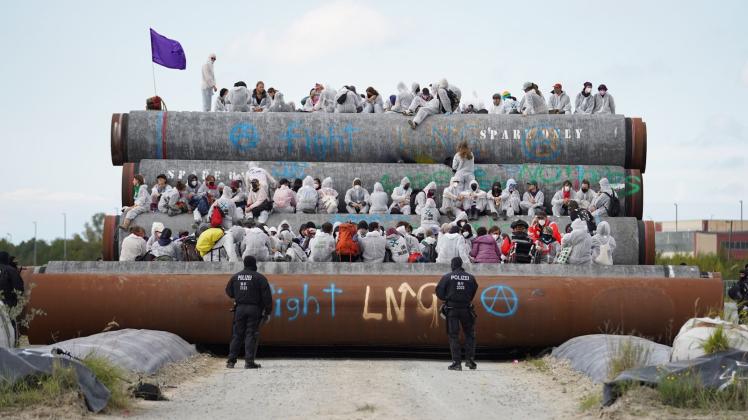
[[210, 206, 224, 228], [421, 241, 438, 263], [594, 239, 613, 266], [509, 236, 534, 264], [574, 208, 597, 234], [603, 192, 621, 217], [439, 89, 459, 113], [337, 92, 347, 105], [335, 223, 360, 257], [181, 238, 202, 261]]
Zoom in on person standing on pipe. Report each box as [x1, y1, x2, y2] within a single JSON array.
[[201, 54, 217, 112], [436, 257, 479, 371], [226, 256, 273, 369]]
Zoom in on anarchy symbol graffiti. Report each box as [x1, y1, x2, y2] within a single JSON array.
[[480, 285, 519, 317]]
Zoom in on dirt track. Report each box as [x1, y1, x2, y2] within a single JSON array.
[[115, 358, 583, 419]]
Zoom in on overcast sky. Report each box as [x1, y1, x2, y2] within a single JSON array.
[[1, 0, 747, 242]]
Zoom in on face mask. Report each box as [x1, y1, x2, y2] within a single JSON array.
[[599, 91, 606, 96], [564, 186, 570, 192], [404, 184, 410, 190], [354, 184, 361, 189], [452, 183, 460, 188], [538, 219, 546, 226], [427, 190, 435, 198], [314, 183, 320, 189], [582, 187, 589, 193], [584, 87, 592, 94], [189, 180, 197, 187], [541, 234, 553, 243], [462, 232, 470, 238], [491, 234, 499, 240], [471, 184, 477, 191]]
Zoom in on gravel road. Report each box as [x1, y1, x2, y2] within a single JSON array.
[[118, 358, 581, 419]]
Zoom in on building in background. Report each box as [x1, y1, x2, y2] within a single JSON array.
[[655, 219, 747, 259]]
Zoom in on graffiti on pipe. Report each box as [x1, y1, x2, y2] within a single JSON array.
[[480, 285, 519, 317], [229, 122, 260, 151], [269, 282, 342, 322], [282, 120, 360, 160], [363, 282, 441, 328]]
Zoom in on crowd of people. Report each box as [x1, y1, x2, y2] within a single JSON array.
[[119, 141, 619, 265], [200, 54, 616, 129]]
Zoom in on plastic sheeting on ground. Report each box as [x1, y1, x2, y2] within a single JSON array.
[[551, 334, 672, 383], [0, 347, 110, 412], [34, 329, 197, 374], [671, 317, 748, 361], [603, 350, 748, 406]]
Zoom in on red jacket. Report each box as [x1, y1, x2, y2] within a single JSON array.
[[528, 221, 561, 243]]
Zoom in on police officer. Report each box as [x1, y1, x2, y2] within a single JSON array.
[[436, 257, 479, 371], [225, 256, 273, 369]]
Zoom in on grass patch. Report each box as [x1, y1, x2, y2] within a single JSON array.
[[0, 361, 79, 409], [608, 338, 652, 380], [82, 355, 131, 410], [658, 369, 748, 411], [579, 392, 602, 411], [701, 325, 731, 355], [527, 358, 550, 373], [356, 403, 376, 413]]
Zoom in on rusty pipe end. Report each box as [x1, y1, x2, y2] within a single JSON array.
[[629, 118, 647, 173], [122, 163, 136, 207], [110, 113, 128, 166], [625, 170, 643, 220], [102, 215, 118, 261], [642, 220, 656, 265]]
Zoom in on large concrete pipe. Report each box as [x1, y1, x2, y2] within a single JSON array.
[[123, 160, 643, 219], [102, 214, 656, 265], [25, 263, 721, 348], [111, 112, 647, 171]]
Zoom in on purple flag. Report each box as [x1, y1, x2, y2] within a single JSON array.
[[150, 28, 186, 70]]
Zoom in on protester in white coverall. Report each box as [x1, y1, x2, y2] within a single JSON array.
[[213, 88, 229, 112], [590, 178, 614, 219], [551, 180, 574, 217], [361, 87, 384, 113], [209, 187, 237, 230], [201, 54, 216, 112], [345, 178, 370, 214], [408, 79, 454, 129], [440, 177, 463, 217], [436, 225, 471, 264], [561, 218, 593, 265], [593, 84, 616, 114], [500, 91, 518, 114], [317, 177, 339, 214], [120, 175, 149, 229], [334, 86, 362, 113], [389, 177, 413, 215], [405, 86, 433, 114], [296, 176, 319, 214], [367, 182, 390, 214], [460, 180, 487, 220], [414, 181, 437, 216], [575, 179, 595, 209], [520, 181, 545, 216], [227, 81, 250, 112], [241, 226, 273, 262], [265, 88, 294, 112], [501, 178, 522, 217], [591, 221, 617, 265], [574, 82, 595, 114], [547, 83, 572, 114], [452, 140, 475, 191], [390, 82, 415, 113], [313, 84, 337, 113], [420, 198, 441, 233], [488, 94, 503, 114], [519, 82, 548, 115]]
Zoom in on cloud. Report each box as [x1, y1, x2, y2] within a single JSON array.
[[0, 188, 108, 203], [227, 1, 394, 64]]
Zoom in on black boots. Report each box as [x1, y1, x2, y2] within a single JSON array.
[[448, 361, 462, 371], [226, 360, 235, 369], [245, 361, 261, 369], [465, 359, 477, 370]]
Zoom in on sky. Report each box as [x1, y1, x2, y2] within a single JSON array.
[[1, 0, 747, 242]]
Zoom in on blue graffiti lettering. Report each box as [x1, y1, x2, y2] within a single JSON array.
[[480, 285, 519, 317], [322, 283, 343, 318], [270, 282, 340, 322], [270, 162, 310, 181], [229, 122, 260, 151], [283, 120, 360, 160]]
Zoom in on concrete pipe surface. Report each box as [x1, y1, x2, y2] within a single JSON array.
[[25, 264, 721, 348], [111, 112, 647, 171], [122, 160, 643, 219]]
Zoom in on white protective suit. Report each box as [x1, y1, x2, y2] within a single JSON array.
[[317, 177, 339, 214], [201, 55, 216, 112], [389, 177, 413, 215], [309, 231, 336, 262], [210, 187, 238, 229], [368, 182, 390, 214], [520, 90, 549, 115], [296, 176, 319, 214], [361, 94, 384, 113], [345, 179, 370, 214], [590, 178, 614, 218], [440, 177, 463, 216], [266, 91, 294, 112], [386, 231, 410, 262], [397, 225, 421, 254], [561, 218, 593, 265], [390, 82, 415, 113], [244, 167, 277, 196], [593, 93, 616, 114], [452, 151, 475, 191], [551, 187, 574, 217], [547, 91, 572, 114], [574, 92, 595, 114], [119, 234, 147, 261], [591, 221, 617, 264], [124, 183, 151, 221], [520, 188, 545, 217], [500, 97, 519, 114], [500, 179, 522, 216], [435, 231, 471, 264], [241, 227, 273, 262], [419, 198, 441, 233], [213, 95, 228, 112], [334, 87, 362, 113], [158, 188, 185, 216], [460, 180, 487, 212], [228, 86, 250, 112], [414, 181, 437, 215], [360, 230, 386, 262], [488, 98, 503, 114], [313, 85, 337, 112], [413, 79, 453, 125], [249, 91, 270, 112], [575, 187, 595, 209]]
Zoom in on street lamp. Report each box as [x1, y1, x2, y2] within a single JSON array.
[[32, 221, 37, 266], [741, 200, 744, 231], [62, 212, 67, 261], [674, 203, 678, 232]]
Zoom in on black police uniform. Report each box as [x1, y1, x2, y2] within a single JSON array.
[[436, 258, 479, 365], [225, 267, 273, 364]]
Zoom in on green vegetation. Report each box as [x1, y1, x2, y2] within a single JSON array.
[[658, 369, 748, 411], [608, 338, 652, 380], [0, 213, 105, 266], [0, 356, 131, 413], [656, 252, 747, 280], [527, 357, 550, 373], [701, 325, 731, 355], [356, 403, 376, 413], [579, 393, 602, 411]]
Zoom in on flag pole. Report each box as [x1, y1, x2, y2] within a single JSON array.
[[151, 61, 158, 97]]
